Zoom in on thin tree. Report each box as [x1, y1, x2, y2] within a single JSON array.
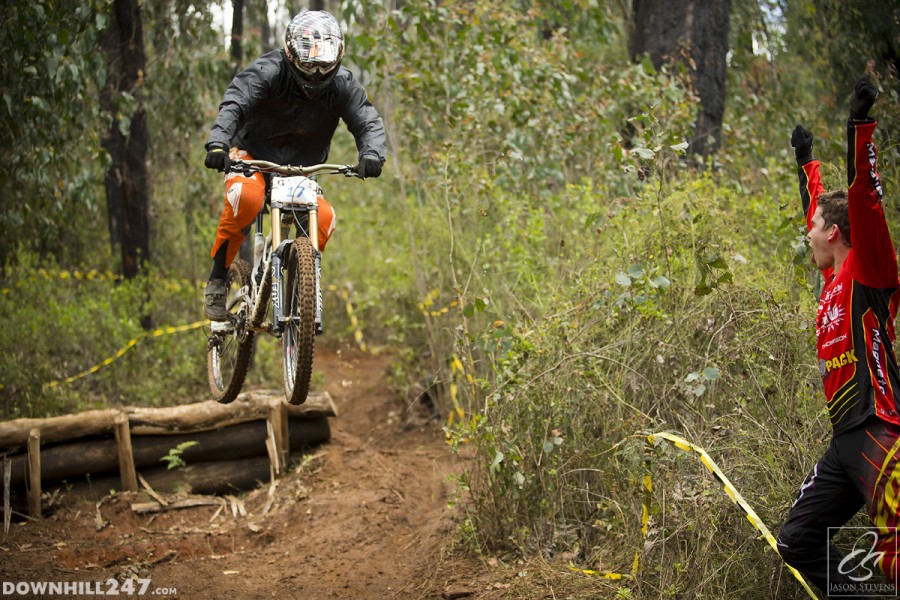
[[100, 0, 151, 295], [629, 0, 732, 156], [232, 0, 244, 72]]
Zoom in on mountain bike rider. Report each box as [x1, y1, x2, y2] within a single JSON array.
[[202, 10, 386, 321], [776, 75, 900, 596]]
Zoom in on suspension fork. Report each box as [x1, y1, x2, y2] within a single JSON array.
[[310, 201, 323, 335], [270, 205, 285, 332], [269, 200, 323, 335]]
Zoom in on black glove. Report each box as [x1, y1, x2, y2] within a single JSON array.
[[205, 146, 231, 173], [791, 124, 814, 165], [356, 155, 382, 179], [850, 75, 878, 120]]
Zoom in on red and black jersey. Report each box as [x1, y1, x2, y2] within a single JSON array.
[[799, 120, 900, 435]]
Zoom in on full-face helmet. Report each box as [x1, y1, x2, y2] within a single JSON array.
[[283, 11, 344, 94]]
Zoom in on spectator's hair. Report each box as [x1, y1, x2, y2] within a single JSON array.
[[818, 190, 851, 246]]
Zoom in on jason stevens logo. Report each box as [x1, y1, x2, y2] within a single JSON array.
[[827, 526, 898, 597]]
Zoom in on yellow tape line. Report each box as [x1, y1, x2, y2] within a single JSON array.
[[327, 284, 367, 352], [2, 270, 205, 295], [44, 320, 209, 388], [418, 289, 459, 317], [26, 283, 369, 390], [573, 433, 818, 596], [567, 566, 629, 580], [645, 433, 819, 599], [445, 354, 471, 429]]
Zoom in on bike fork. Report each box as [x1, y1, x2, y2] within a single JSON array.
[[315, 251, 323, 335], [271, 251, 284, 334]]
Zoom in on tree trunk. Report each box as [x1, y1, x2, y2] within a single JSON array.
[[250, 0, 274, 52], [629, 0, 731, 156], [310, 0, 325, 11], [100, 0, 151, 327], [100, 0, 150, 279], [231, 0, 244, 72]]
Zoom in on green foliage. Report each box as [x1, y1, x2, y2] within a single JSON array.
[[0, 248, 210, 418], [160, 440, 199, 470], [2, 1, 898, 597], [0, 1, 111, 264]]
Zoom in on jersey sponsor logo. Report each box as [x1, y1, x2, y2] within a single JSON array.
[[823, 283, 844, 303], [867, 142, 884, 201], [818, 304, 846, 335], [820, 349, 858, 377], [821, 333, 849, 349], [871, 328, 889, 395]]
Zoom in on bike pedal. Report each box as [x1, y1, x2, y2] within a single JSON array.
[[210, 320, 234, 333]]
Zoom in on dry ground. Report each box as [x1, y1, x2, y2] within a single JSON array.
[[0, 345, 618, 599]]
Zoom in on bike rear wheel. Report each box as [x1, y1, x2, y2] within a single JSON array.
[[282, 237, 317, 405], [207, 259, 256, 404]]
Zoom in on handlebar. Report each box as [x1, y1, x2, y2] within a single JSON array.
[[229, 159, 361, 178]]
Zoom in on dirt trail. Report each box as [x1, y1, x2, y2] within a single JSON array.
[[0, 345, 493, 599]]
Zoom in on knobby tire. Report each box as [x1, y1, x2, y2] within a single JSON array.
[[207, 259, 255, 404], [283, 237, 317, 405]]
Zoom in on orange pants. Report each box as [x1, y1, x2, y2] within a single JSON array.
[[211, 148, 336, 266]]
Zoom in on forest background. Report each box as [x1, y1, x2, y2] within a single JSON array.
[[1, 0, 899, 597]]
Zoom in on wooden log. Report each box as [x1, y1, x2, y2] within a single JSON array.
[[131, 496, 223, 514], [0, 390, 335, 447], [114, 413, 138, 492], [6, 418, 330, 510], [51, 456, 274, 502], [7, 418, 330, 487], [0, 409, 118, 449], [126, 391, 334, 435], [27, 429, 40, 518]]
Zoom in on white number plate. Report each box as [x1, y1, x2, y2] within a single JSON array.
[[271, 176, 319, 206]]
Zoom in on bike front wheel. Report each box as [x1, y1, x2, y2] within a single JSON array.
[[207, 259, 256, 404], [282, 237, 317, 405]]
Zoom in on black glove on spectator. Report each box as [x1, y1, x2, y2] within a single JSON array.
[[205, 145, 231, 173], [791, 124, 814, 165], [357, 155, 382, 179], [850, 75, 878, 121]]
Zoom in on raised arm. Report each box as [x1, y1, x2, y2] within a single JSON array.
[[792, 124, 831, 280], [792, 125, 824, 227], [845, 76, 897, 288]]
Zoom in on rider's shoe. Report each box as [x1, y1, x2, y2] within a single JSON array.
[[204, 279, 228, 322]]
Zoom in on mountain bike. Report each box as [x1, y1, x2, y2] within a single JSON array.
[[207, 159, 360, 405]]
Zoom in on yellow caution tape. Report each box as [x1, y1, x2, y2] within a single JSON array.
[[326, 284, 367, 352], [645, 433, 819, 599], [446, 354, 470, 429], [567, 566, 629, 580], [44, 320, 209, 388], [32, 282, 369, 390], [418, 289, 459, 317], [1, 269, 204, 295]]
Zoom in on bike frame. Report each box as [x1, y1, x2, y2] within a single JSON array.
[[236, 160, 351, 338], [206, 159, 358, 405]]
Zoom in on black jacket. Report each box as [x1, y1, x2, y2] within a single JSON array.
[[205, 50, 386, 167]]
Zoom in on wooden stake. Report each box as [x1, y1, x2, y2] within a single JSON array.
[[114, 413, 138, 492], [3, 454, 10, 534], [267, 399, 284, 477], [26, 429, 40, 518], [280, 400, 290, 467]]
